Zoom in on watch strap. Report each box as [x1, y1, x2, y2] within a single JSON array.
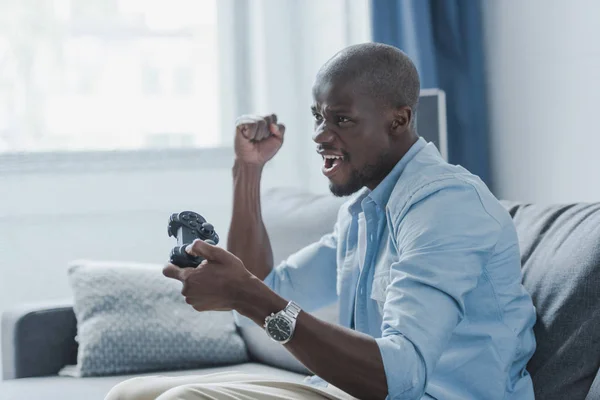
[[284, 301, 302, 319]]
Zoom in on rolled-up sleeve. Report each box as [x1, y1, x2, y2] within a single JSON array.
[[376, 184, 501, 399], [263, 223, 339, 312]]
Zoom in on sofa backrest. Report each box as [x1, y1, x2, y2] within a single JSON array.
[[501, 202, 600, 400], [262, 187, 347, 266]]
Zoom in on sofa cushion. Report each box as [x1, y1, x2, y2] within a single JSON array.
[[503, 202, 600, 400], [63, 260, 248, 377], [0, 362, 305, 400]]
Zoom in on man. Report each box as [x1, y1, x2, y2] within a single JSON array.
[[106, 43, 536, 400]]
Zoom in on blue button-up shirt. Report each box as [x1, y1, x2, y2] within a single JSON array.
[[264, 138, 537, 399]]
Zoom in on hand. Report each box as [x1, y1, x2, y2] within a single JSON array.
[[234, 114, 285, 166], [162, 239, 254, 312]]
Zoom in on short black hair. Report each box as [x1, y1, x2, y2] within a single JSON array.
[[315, 42, 421, 123]]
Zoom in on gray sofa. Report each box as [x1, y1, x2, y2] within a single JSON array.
[[2, 188, 600, 400]]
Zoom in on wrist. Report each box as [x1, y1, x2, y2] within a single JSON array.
[[233, 159, 264, 176], [234, 276, 288, 326]]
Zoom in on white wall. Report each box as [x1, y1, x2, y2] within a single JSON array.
[[483, 0, 600, 203]]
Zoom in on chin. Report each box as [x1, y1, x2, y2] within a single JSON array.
[[328, 180, 363, 197]]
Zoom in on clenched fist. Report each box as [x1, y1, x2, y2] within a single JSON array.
[[234, 114, 285, 166]]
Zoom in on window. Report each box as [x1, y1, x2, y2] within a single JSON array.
[[0, 0, 221, 153]]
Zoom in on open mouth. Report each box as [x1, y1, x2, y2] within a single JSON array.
[[322, 154, 345, 177]]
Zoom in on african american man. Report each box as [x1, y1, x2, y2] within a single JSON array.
[[106, 43, 536, 400]]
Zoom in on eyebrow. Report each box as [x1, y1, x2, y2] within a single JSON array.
[[311, 105, 352, 113]]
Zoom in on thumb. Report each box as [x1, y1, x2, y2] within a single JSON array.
[[186, 239, 224, 261]]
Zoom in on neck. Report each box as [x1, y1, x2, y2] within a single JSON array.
[[364, 132, 419, 190]]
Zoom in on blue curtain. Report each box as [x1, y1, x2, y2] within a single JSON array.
[[371, 0, 491, 188]]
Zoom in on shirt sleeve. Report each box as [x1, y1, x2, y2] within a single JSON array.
[[263, 222, 339, 312], [376, 184, 502, 399]]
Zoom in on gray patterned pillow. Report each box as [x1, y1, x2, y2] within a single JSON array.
[[60, 260, 248, 377]]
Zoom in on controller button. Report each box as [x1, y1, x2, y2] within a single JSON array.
[[189, 221, 198, 227]]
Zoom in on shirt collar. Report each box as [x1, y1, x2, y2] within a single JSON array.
[[348, 137, 427, 214]]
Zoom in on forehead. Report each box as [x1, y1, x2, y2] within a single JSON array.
[[312, 76, 378, 113]]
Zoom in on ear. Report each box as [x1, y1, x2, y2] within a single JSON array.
[[390, 106, 413, 136]]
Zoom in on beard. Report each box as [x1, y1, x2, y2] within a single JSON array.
[[329, 150, 395, 197]]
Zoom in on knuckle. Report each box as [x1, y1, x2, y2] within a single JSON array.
[[180, 277, 191, 295]]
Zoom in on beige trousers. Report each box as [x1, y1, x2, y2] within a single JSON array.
[[104, 371, 356, 400]]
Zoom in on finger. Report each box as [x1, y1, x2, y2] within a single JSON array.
[[186, 239, 225, 261], [264, 114, 273, 128], [162, 263, 185, 281], [256, 117, 271, 142], [263, 115, 278, 141], [254, 118, 269, 141], [270, 123, 285, 140]]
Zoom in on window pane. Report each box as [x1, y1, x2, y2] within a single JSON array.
[[0, 0, 220, 153]]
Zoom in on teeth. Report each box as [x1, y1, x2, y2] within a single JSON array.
[[323, 155, 343, 160]]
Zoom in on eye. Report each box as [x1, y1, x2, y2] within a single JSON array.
[[313, 112, 323, 122], [337, 116, 351, 125]]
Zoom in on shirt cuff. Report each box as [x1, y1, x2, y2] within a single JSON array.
[[376, 335, 426, 400], [262, 266, 277, 291]]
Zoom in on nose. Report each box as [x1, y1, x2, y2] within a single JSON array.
[[312, 122, 335, 144]]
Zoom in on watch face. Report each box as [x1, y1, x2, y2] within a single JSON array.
[[266, 316, 292, 342]]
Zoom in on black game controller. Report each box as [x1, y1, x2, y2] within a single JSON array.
[[168, 211, 219, 268]]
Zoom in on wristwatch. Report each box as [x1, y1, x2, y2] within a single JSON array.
[[264, 301, 302, 344]]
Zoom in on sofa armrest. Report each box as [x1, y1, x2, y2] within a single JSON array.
[[2, 300, 78, 379]]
